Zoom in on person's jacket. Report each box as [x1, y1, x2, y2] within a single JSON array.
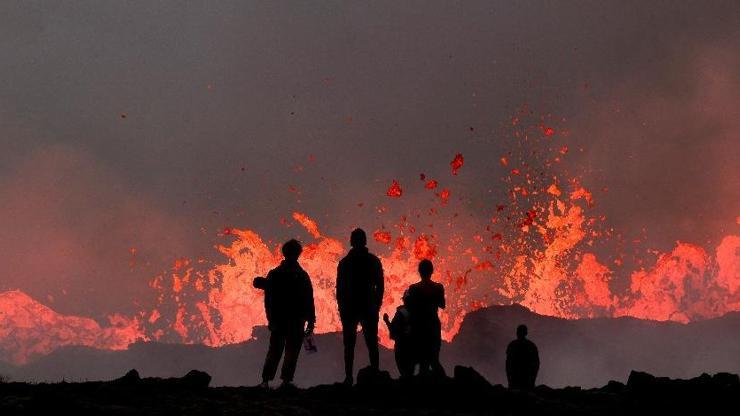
[[336, 247, 384, 317], [264, 260, 316, 329], [506, 338, 540, 386], [407, 279, 445, 332]]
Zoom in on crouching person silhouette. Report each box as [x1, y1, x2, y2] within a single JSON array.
[[506, 324, 539, 390], [407, 259, 446, 377], [259, 239, 316, 389], [383, 290, 415, 379]]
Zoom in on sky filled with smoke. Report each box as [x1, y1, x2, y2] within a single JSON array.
[[0, 1, 738, 323]]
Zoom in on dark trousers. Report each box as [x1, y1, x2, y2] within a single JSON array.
[[416, 331, 444, 376], [394, 339, 415, 378], [341, 314, 379, 378], [261, 325, 304, 382]]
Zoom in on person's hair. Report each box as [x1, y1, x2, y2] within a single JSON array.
[[516, 324, 528, 338], [418, 259, 434, 279], [281, 239, 303, 260], [350, 228, 367, 248]]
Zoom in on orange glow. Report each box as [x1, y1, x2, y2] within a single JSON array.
[[1, 111, 738, 365], [0, 290, 143, 364]]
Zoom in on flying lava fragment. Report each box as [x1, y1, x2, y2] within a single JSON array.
[[450, 153, 464, 175], [373, 230, 392, 244], [386, 180, 403, 197], [439, 189, 451, 204]]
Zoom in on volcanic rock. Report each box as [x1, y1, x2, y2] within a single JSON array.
[[356, 366, 392, 389], [180, 369, 211, 389], [114, 369, 140, 385], [453, 365, 491, 391]]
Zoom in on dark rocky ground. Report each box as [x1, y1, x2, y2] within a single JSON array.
[[1, 366, 738, 415], [8, 304, 740, 388]]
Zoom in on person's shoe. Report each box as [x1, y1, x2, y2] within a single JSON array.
[[258, 381, 269, 389], [343, 376, 354, 386]]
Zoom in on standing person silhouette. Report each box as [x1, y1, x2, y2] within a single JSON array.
[[259, 239, 316, 389], [407, 259, 446, 376], [336, 228, 384, 385], [506, 324, 540, 390]]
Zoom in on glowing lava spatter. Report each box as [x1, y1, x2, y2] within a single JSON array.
[[450, 153, 464, 175], [386, 180, 403, 197], [0, 291, 143, 364], [135, 110, 738, 352], [0, 110, 738, 365]]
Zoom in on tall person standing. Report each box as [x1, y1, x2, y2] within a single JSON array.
[[336, 228, 385, 385], [259, 239, 316, 389]]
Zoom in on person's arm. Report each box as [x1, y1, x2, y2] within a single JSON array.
[[383, 313, 394, 339], [336, 261, 346, 316], [374, 257, 385, 310], [264, 271, 274, 326], [505, 343, 513, 385], [305, 273, 316, 333], [533, 344, 540, 375]]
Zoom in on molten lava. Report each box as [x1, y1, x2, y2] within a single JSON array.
[[0, 110, 738, 366]]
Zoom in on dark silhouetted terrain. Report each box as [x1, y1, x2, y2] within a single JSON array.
[[1, 366, 738, 415], [4, 305, 740, 387]]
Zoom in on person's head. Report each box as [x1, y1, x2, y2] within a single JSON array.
[[516, 324, 528, 340], [350, 228, 367, 248], [418, 259, 434, 280], [281, 239, 303, 261]]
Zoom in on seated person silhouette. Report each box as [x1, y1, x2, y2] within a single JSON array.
[[258, 239, 316, 389], [407, 259, 446, 376], [383, 289, 415, 379], [506, 324, 540, 390]]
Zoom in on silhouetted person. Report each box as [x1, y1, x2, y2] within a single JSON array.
[[337, 228, 384, 385], [383, 290, 414, 379], [407, 259, 446, 376], [506, 324, 539, 390], [259, 239, 316, 389]]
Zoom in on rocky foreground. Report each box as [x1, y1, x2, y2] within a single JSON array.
[[1, 366, 738, 415]]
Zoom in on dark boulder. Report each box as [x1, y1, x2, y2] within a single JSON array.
[[454, 365, 492, 391], [600, 380, 625, 393], [712, 372, 740, 387], [114, 369, 140, 385], [180, 370, 211, 389], [356, 366, 392, 389], [627, 370, 656, 390]]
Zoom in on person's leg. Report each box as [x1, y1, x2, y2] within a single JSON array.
[[430, 335, 445, 376], [361, 314, 379, 370], [279, 325, 304, 383], [261, 329, 286, 382], [397, 341, 414, 378], [342, 318, 358, 381], [394, 344, 404, 376], [417, 332, 432, 376]]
